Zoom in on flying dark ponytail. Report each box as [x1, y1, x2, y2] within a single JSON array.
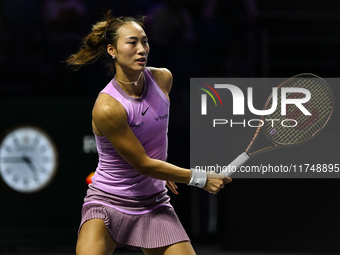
[[65, 11, 147, 75]]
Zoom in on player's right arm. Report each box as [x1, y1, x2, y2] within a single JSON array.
[[92, 93, 231, 193]]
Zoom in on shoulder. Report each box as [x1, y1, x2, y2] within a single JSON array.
[[92, 93, 127, 132], [147, 67, 173, 95]]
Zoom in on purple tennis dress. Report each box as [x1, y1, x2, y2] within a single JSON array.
[[79, 68, 190, 249]]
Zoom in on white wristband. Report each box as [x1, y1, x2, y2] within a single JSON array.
[[188, 169, 207, 188]]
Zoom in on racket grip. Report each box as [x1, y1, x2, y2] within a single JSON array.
[[220, 152, 249, 177]]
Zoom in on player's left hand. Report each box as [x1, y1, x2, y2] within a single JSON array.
[[166, 181, 179, 195]]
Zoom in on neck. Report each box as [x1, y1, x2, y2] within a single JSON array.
[[115, 68, 143, 83], [115, 71, 144, 97]]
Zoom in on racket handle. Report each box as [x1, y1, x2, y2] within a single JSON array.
[[220, 152, 249, 177]]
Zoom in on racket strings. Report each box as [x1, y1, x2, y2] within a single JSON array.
[[264, 77, 333, 145], [276, 79, 330, 143], [292, 79, 329, 131], [277, 82, 330, 143]]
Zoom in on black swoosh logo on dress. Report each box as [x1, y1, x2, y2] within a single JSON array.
[[141, 106, 150, 116]]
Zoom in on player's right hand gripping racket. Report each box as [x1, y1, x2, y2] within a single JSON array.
[[222, 73, 335, 177]]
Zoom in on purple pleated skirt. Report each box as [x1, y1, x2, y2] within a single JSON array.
[[79, 203, 190, 250]]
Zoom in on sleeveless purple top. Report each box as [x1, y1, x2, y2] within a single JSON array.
[[91, 68, 170, 197]]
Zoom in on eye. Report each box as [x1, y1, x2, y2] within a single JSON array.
[[128, 41, 136, 45]]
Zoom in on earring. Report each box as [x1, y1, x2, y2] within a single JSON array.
[[112, 55, 115, 59]]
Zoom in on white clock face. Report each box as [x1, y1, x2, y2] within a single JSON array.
[[0, 126, 58, 193]]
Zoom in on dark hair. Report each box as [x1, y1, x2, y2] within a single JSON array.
[[65, 11, 147, 75]]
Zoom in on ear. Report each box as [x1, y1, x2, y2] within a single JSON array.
[[107, 44, 116, 58]]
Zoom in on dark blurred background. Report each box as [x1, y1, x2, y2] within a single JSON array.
[[0, 0, 340, 254]]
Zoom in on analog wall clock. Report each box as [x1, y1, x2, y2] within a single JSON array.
[[0, 126, 58, 193]]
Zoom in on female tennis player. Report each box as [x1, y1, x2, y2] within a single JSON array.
[[66, 11, 231, 255]]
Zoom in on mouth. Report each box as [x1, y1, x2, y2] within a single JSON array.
[[136, 57, 146, 64]]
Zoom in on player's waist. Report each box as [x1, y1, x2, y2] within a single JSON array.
[[83, 183, 171, 214], [91, 170, 166, 196]]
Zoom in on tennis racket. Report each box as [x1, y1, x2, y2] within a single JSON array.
[[221, 73, 335, 177]]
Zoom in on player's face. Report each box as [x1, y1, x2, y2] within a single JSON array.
[[114, 22, 149, 73]]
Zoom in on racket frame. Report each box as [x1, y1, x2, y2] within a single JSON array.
[[244, 73, 335, 158]]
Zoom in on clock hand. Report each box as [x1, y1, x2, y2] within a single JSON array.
[[1, 157, 26, 163], [22, 156, 38, 175]]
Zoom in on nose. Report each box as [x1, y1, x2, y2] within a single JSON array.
[[137, 42, 147, 56]]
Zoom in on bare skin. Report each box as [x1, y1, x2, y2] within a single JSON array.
[[76, 21, 231, 255], [76, 219, 117, 255]]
